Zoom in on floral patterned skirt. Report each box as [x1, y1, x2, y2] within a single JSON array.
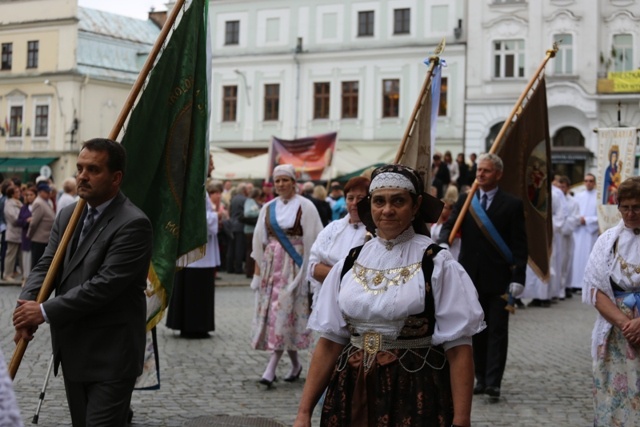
[[250, 236, 311, 351], [592, 297, 640, 426], [321, 344, 453, 427]]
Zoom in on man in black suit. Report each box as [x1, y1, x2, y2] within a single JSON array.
[[13, 138, 153, 426], [438, 153, 527, 401]]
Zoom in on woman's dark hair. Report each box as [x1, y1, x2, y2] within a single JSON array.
[[617, 176, 640, 204], [82, 138, 126, 174], [343, 176, 370, 196]]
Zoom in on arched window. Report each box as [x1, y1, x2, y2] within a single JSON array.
[[553, 126, 584, 147]]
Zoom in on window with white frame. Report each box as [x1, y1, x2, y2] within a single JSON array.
[[222, 85, 238, 122], [393, 8, 410, 35], [493, 39, 525, 78], [1, 43, 12, 70], [313, 82, 330, 119], [34, 104, 49, 137], [438, 77, 448, 116], [358, 11, 374, 37], [27, 40, 39, 69], [553, 34, 573, 75], [341, 81, 358, 119], [613, 34, 633, 72], [9, 105, 23, 137], [264, 84, 280, 121], [382, 79, 400, 118], [225, 21, 240, 45]]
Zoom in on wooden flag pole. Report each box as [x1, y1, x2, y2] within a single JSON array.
[[9, 0, 188, 380], [394, 38, 445, 164], [447, 44, 558, 246]]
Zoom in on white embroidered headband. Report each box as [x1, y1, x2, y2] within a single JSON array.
[[369, 172, 416, 194], [272, 164, 296, 181]]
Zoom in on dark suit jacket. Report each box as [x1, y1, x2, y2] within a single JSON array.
[[303, 194, 331, 226], [20, 191, 153, 382], [438, 188, 527, 295]]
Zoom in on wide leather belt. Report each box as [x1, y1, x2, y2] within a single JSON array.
[[350, 332, 433, 356]]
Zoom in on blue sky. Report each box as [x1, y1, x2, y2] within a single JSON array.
[[78, 0, 168, 20]]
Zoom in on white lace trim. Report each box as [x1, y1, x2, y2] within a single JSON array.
[[369, 172, 416, 194]]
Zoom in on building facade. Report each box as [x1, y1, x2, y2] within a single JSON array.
[[209, 0, 468, 167], [466, 0, 640, 183], [0, 0, 159, 184]]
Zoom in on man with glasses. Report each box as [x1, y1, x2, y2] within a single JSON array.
[[570, 174, 599, 294]]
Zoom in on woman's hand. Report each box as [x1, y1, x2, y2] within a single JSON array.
[[621, 318, 640, 346]]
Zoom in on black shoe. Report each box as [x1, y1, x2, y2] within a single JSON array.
[[515, 298, 525, 308], [258, 376, 277, 389], [284, 365, 302, 382], [541, 300, 551, 308], [473, 383, 486, 395], [565, 288, 573, 298], [527, 299, 542, 307], [180, 331, 210, 339], [485, 386, 500, 401]]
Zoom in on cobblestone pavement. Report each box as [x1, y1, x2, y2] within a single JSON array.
[[1, 275, 596, 426]]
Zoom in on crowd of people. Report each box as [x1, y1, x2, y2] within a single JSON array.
[[3, 141, 636, 426], [0, 176, 78, 287]]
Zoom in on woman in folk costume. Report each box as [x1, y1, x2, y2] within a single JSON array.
[[583, 176, 640, 426], [308, 176, 370, 306], [294, 164, 485, 427], [250, 164, 323, 387]]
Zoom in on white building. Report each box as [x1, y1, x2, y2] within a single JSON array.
[[209, 0, 468, 172], [466, 0, 640, 183]]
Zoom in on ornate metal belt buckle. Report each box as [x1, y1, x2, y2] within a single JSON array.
[[363, 331, 381, 355]]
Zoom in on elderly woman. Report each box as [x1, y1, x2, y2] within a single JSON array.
[[250, 164, 323, 387], [583, 176, 640, 426], [308, 176, 370, 304], [294, 164, 485, 427]]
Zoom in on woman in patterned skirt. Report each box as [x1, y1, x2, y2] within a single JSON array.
[[250, 164, 323, 387], [294, 164, 485, 427], [583, 176, 640, 426]]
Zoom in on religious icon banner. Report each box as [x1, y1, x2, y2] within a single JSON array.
[[596, 127, 637, 232]]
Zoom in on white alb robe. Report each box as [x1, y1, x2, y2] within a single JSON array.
[[570, 188, 598, 289]]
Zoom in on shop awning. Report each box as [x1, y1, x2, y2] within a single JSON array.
[[0, 157, 57, 173]]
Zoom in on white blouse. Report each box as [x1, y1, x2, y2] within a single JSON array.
[[309, 228, 485, 351], [583, 220, 640, 359], [307, 214, 368, 297]]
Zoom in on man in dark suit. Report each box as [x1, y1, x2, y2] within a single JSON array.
[[13, 138, 153, 426], [438, 153, 527, 401], [227, 183, 249, 274]]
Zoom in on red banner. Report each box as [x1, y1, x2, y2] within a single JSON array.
[[267, 132, 337, 180]]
